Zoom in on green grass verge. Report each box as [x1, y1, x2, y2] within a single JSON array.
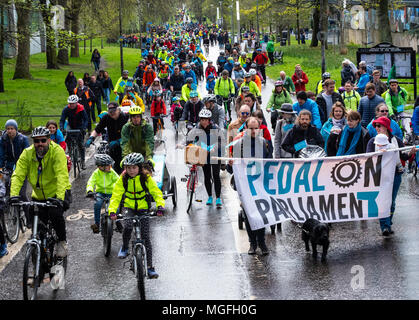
[[0, 38, 142, 131], [266, 40, 418, 108]]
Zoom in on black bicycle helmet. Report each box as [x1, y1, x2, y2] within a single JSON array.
[[186, 77, 194, 83], [123, 153, 144, 166], [94, 154, 114, 166], [32, 126, 50, 138]]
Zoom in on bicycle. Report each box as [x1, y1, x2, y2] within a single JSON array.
[[116, 209, 157, 300], [94, 140, 110, 155], [15, 200, 67, 300], [66, 129, 83, 179], [204, 44, 209, 56], [220, 96, 233, 124], [89, 193, 113, 257], [0, 168, 27, 244]]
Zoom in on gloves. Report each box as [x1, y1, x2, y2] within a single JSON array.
[[156, 206, 165, 216], [86, 191, 95, 198], [85, 136, 95, 148], [8, 196, 20, 205], [47, 197, 64, 209], [110, 213, 117, 220], [109, 140, 120, 148]]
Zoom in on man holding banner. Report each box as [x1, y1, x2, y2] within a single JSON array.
[[229, 117, 272, 255], [281, 110, 324, 158]]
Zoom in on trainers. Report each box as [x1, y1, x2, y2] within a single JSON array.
[[216, 198, 222, 208], [382, 229, 390, 237], [91, 223, 100, 234], [118, 247, 129, 259], [81, 162, 86, 170], [0, 244, 8, 258], [206, 196, 213, 206], [56, 241, 68, 258], [248, 245, 257, 255], [147, 267, 159, 279]]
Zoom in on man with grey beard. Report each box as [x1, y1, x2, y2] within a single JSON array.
[[10, 127, 72, 258]]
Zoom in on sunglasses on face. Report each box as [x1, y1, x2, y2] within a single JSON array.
[[379, 110, 389, 113], [375, 124, 382, 128], [34, 138, 47, 144], [241, 112, 250, 116]]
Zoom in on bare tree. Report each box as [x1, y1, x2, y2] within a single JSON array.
[[13, 0, 33, 79]]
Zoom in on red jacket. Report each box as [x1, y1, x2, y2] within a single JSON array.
[[253, 53, 268, 65], [205, 66, 217, 78], [292, 71, 309, 92], [143, 68, 157, 86], [151, 99, 167, 117]]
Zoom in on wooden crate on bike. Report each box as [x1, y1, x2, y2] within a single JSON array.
[[185, 144, 207, 166]]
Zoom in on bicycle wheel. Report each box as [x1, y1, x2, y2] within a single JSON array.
[[186, 171, 196, 213], [23, 245, 40, 301], [72, 144, 79, 179], [171, 176, 177, 208], [3, 204, 20, 244], [103, 216, 113, 257], [134, 246, 146, 300]]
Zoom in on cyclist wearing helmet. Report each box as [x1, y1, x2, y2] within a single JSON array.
[[203, 94, 226, 129], [10, 126, 72, 258], [239, 52, 247, 67], [122, 86, 145, 112], [85, 102, 128, 174], [214, 70, 235, 121], [143, 65, 157, 97], [168, 65, 185, 94], [60, 95, 89, 169], [253, 48, 268, 84], [187, 108, 223, 208], [114, 70, 131, 104], [205, 60, 218, 79], [181, 63, 197, 85], [231, 62, 245, 89], [249, 69, 262, 92], [85, 154, 119, 233], [120, 106, 154, 160], [223, 57, 235, 77], [315, 72, 338, 95], [108, 152, 165, 278], [267, 80, 293, 132], [170, 96, 183, 123], [239, 72, 261, 100], [216, 51, 227, 74], [181, 90, 204, 130], [150, 90, 167, 135], [206, 73, 216, 94], [181, 77, 201, 104]]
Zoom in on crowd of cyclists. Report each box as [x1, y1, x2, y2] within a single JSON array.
[[1, 8, 419, 293]]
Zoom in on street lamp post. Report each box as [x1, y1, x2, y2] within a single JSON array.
[[230, 2, 234, 41], [119, 0, 124, 74], [256, 0, 260, 41], [219, 1, 223, 29]]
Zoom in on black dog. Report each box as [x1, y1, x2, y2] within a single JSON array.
[[301, 218, 330, 262]]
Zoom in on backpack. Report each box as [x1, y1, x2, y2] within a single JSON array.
[[174, 105, 183, 120]]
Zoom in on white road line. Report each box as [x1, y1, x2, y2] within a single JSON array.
[[0, 146, 96, 273]]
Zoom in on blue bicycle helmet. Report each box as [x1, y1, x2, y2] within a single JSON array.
[[190, 90, 198, 98]]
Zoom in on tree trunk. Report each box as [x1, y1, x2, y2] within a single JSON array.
[[377, 0, 392, 43], [296, 0, 300, 44], [57, 0, 70, 65], [40, 0, 59, 69], [311, 5, 320, 47], [70, 0, 82, 58], [320, 0, 328, 50], [13, 1, 32, 80]]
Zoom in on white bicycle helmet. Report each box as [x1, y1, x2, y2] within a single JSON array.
[[67, 95, 79, 104], [249, 69, 257, 76], [199, 108, 212, 119], [32, 126, 50, 138]]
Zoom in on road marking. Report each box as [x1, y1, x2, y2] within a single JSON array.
[[0, 146, 95, 273]]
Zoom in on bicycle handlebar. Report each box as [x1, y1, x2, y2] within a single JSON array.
[[115, 210, 157, 221], [151, 114, 169, 119], [11, 200, 58, 208]]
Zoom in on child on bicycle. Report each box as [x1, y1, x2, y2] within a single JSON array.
[[170, 96, 183, 124], [108, 153, 165, 279], [86, 154, 119, 234], [150, 90, 167, 135], [0, 173, 8, 258], [206, 74, 215, 94]]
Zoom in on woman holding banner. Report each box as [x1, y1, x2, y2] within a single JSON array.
[[327, 110, 370, 157], [366, 116, 417, 237]]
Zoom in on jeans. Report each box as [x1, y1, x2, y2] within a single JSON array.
[[94, 193, 111, 226], [103, 88, 111, 105], [379, 171, 402, 231], [93, 60, 100, 72]]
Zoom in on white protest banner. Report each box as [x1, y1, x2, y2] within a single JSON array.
[[232, 151, 398, 231]]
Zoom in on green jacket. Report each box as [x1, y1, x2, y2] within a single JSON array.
[[239, 81, 261, 97], [277, 76, 295, 93], [181, 84, 202, 102], [214, 77, 235, 98], [267, 89, 293, 110], [11, 141, 71, 201], [384, 87, 408, 116], [121, 120, 154, 160], [267, 41, 275, 53], [86, 168, 120, 195], [108, 174, 165, 214], [341, 90, 361, 111]]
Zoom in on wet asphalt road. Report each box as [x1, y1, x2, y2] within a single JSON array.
[[1, 45, 419, 300]]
